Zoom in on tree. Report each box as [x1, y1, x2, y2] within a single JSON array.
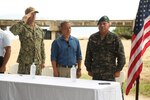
[[112, 27, 132, 39]]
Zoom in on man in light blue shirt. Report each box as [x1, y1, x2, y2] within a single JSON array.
[[51, 21, 82, 78]]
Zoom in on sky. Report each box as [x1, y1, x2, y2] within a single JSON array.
[[0, 0, 140, 20]]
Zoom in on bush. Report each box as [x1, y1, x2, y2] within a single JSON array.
[[113, 27, 132, 39], [118, 33, 132, 39]]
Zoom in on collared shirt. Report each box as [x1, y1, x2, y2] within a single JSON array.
[[51, 36, 82, 66], [9, 21, 45, 64], [0, 29, 11, 56]]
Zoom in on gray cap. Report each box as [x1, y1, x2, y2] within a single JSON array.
[[25, 7, 39, 14]]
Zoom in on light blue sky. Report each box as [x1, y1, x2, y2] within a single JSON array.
[[0, 0, 140, 20]]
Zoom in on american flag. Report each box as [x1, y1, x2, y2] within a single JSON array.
[[126, 0, 150, 95]]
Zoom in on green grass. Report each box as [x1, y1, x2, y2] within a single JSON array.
[[80, 73, 92, 80], [80, 73, 150, 97], [143, 61, 150, 67], [80, 70, 150, 97], [122, 80, 150, 97]]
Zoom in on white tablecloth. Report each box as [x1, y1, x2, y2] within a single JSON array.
[[0, 74, 122, 100]]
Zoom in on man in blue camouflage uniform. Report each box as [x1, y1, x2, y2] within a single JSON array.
[[10, 7, 45, 75], [84, 15, 125, 81]]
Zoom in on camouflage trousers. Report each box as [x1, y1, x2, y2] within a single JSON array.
[[18, 63, 42, 75], [92, 73, 115, 81]]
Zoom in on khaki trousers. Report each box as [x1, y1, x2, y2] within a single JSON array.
[[58, 67, 71, 78]]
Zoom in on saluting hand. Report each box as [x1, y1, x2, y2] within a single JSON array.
[[22, 11, 34, 23]]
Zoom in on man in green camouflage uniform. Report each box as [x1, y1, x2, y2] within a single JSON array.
[[84, 16, 125, 81], [10, 7, 45, 75]]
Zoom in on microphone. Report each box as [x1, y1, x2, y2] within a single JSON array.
[[66, 41, 70, 47]]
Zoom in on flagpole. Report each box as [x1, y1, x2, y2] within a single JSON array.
[[135, 76, 140, 100]]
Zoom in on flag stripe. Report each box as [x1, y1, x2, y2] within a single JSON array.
[[126, 0, 150, 95], [128, 50, 142, 77], [142, 37, 150, 54], [129, 35, 142, 60], [127, 18, 150, 80], [128, 21, 150, 77], [126, 64, 142, 94], [127, 52, 143, 83], [127, 31, 143, 76], [126, 25, 150, 95]]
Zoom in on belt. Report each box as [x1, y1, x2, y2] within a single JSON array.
[[58, 65, 76, 68]]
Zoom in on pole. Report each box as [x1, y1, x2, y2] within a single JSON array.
[[135, 76, 140, 100]]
